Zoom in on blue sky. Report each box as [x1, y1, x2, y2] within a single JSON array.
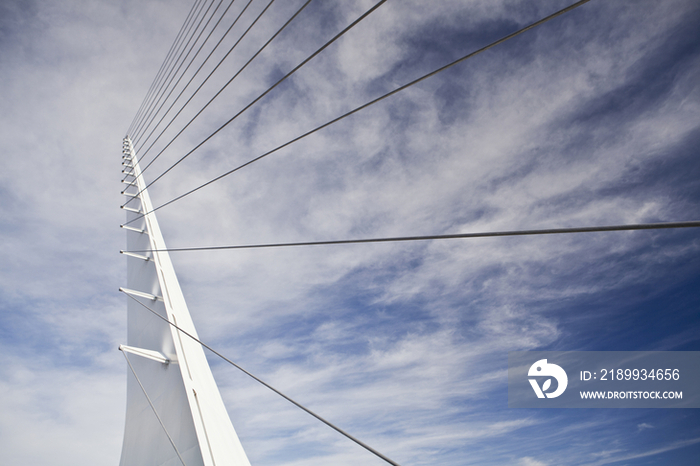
[[0, 0, 699, 465]]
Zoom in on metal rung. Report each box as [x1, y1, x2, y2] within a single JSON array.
[[119, 287, 163, 302], [121, 206, 141, 213], [122, 191, 140, 197], [121, 250, 151, 261], [121, 180, 137, 185], [120, 224, 148, 234], [119, 345, 170, 364]]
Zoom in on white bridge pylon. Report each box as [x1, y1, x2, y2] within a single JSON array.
[[119, 136, 251, 466]]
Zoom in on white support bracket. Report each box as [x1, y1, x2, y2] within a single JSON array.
[[119, 287, 163, 302], [120, 345, 170, 364], [121, 206, 141, 213], [121, 224, 148, 234], [121, 250, 151, 261]]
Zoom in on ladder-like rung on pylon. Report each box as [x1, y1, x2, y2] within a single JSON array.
[[120, 251, 151, 262], [120, 224, 148, 234], [119, 286, 163, 301]]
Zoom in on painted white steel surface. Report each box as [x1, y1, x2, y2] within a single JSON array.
[[120, 345, 171, 364], [119, 137, 251, 466]]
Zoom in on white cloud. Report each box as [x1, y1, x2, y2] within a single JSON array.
[[519, 458, 549, 466], [581, 437, 700, 466]]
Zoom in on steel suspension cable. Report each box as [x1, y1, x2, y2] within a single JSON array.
[[122, 221, 700, 254], [134, 0, 294, 181], [128, 0, 203, 136], [124, 0, 383, 205], [124, 0, 593, 221], [133, 0, 227, 149], [133, 0, 216, 143], [132, 0, 210, 141], [134, 0, 239, 154], [122, 292, 402, 466], [132, 0, 258, 166], [130, 0, 208, 139]]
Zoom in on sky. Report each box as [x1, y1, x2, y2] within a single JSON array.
[[0, 0, 699, 465]]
